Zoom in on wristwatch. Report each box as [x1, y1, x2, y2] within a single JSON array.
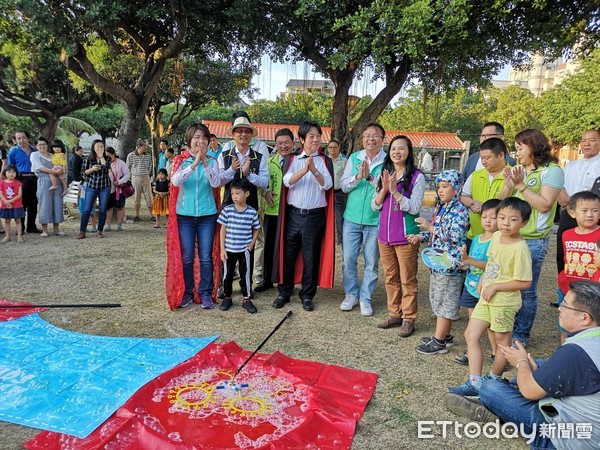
[[366, 174, 374, 182]]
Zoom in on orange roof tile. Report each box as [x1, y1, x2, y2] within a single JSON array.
[[203, 120, 464, 150]]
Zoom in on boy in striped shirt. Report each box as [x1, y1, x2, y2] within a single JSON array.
[[218, 178, 261, 313]]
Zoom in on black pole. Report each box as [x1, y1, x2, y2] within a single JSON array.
[[234, 310, 292, 377], [0, 303, 122, 308]]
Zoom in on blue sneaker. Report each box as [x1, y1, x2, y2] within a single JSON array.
[[448, 379, 480, 396], [201, 296, 214, 309], [179, 294, 193, 309]]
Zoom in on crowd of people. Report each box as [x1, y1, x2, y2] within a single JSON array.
[[1, 117, 599, 448]]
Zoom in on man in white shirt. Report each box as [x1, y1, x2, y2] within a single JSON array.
[[556, 129, 600, 272], [272, 121, 334, 312]]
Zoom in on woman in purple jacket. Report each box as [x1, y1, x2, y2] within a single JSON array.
[[372, 135, 425, 337]]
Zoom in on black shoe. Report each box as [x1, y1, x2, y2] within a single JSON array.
[[217, 285, 225, 299], [254, 282, 273, 293], [219, 297, 233, 311], [27, 228, 43, 234], [242, 298, 257, 314], [302, 299, 314, 311], [272, 296, 290, 309]]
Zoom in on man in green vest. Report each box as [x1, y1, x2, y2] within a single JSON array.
[[460, 138, 511, 246], [339, 123, 386, 317], [255, 128, 295, 292]]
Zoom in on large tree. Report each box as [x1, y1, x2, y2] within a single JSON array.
[[536, 49, 600, 145], [13, 0, 259, 156], [0, 9, 98, 139], [146, 55, 254, 163], [258, 0, 598, 151]]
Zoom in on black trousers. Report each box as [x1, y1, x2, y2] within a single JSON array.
[[278, 207, 326, 301], [18, 175, 38, 232], [262, 214, 278, 286], [334, 189, 347, 245], [556, 208, 577, 273], [223, 249, 253, 298]]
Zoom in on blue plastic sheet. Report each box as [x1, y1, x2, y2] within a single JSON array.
[[0, 314, 218, 437]]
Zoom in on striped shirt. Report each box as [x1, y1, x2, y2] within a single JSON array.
[[126, 151, 152, 176], [217, 204, 260, 252]]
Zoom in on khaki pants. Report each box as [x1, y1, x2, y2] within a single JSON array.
[[132, 175, 153, 211], [378, 241, 420, 320]]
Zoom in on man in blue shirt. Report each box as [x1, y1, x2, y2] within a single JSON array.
[[446, 280, 600, 449], [6, 130, 42, 233], [157, 138, 168, 173]]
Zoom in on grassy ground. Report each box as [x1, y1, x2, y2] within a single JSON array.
[[0, 206, 560, 449]]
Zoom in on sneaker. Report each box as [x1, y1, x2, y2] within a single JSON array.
[[359, 301, 373, 317], [54, 231, 66, 236], [445, 393, 499, 423], [104, 224, 111, 231], [91, 226, 97, 232], [219, 297, 233, 311], [133, 216, 141, 221], [242, 298, 257, 314], [201, 297, 214, 309], [416, 338, 449, 355], [150, 216, 156, 221], [340, 295, 359, 311], [153, 224, 161, 228], [448, 379, 480, 396], [117, 224, 123, 231], [420, 334, 454, 348], [398, 319, 415, 337], [40, 232, 49, 237], [179, 295, 193, 309]]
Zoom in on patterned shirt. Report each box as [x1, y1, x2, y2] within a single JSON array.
[[126, 151, 152, 176], [217, 204, 260, 253], [81, 159, 111, 190]]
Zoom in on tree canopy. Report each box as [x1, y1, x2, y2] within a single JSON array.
[[258, 0, 598, 151]]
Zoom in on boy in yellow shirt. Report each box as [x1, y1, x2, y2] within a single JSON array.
[[448, 197, 533, 396]]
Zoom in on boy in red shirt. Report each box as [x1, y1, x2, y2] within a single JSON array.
[[558, 191, 600, 295]]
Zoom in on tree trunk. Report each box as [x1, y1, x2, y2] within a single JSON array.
[[329, 69, 356, 155], [39, 115, 61, 141], [116, 102, 146, 159], [146, 102, 163, 176], [349, 62, 411, 152]]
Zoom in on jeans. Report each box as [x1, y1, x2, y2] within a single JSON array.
[[480, 378, 556, 449], [80, 185, 110, 232], [342, 220, 379, 303], [177, 214, 217, 299], [514, 237, 549, 343]]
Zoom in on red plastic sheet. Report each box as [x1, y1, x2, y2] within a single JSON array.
[[25, 341, 378, 449], [0, 299, 47, 322]]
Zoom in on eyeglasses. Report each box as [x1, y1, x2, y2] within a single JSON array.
[[559, 302, 595, 322], [363, 134, 382, 140]]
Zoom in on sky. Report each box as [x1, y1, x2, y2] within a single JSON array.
[[247, 55, 511, 104]]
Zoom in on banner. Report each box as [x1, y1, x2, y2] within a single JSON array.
[[26, 341, 378, 449]]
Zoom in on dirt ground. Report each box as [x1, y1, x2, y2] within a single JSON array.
[[0, 206, 562, 449]]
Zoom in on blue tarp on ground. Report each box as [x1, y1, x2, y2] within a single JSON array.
[[0, 314, 218, 437]]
